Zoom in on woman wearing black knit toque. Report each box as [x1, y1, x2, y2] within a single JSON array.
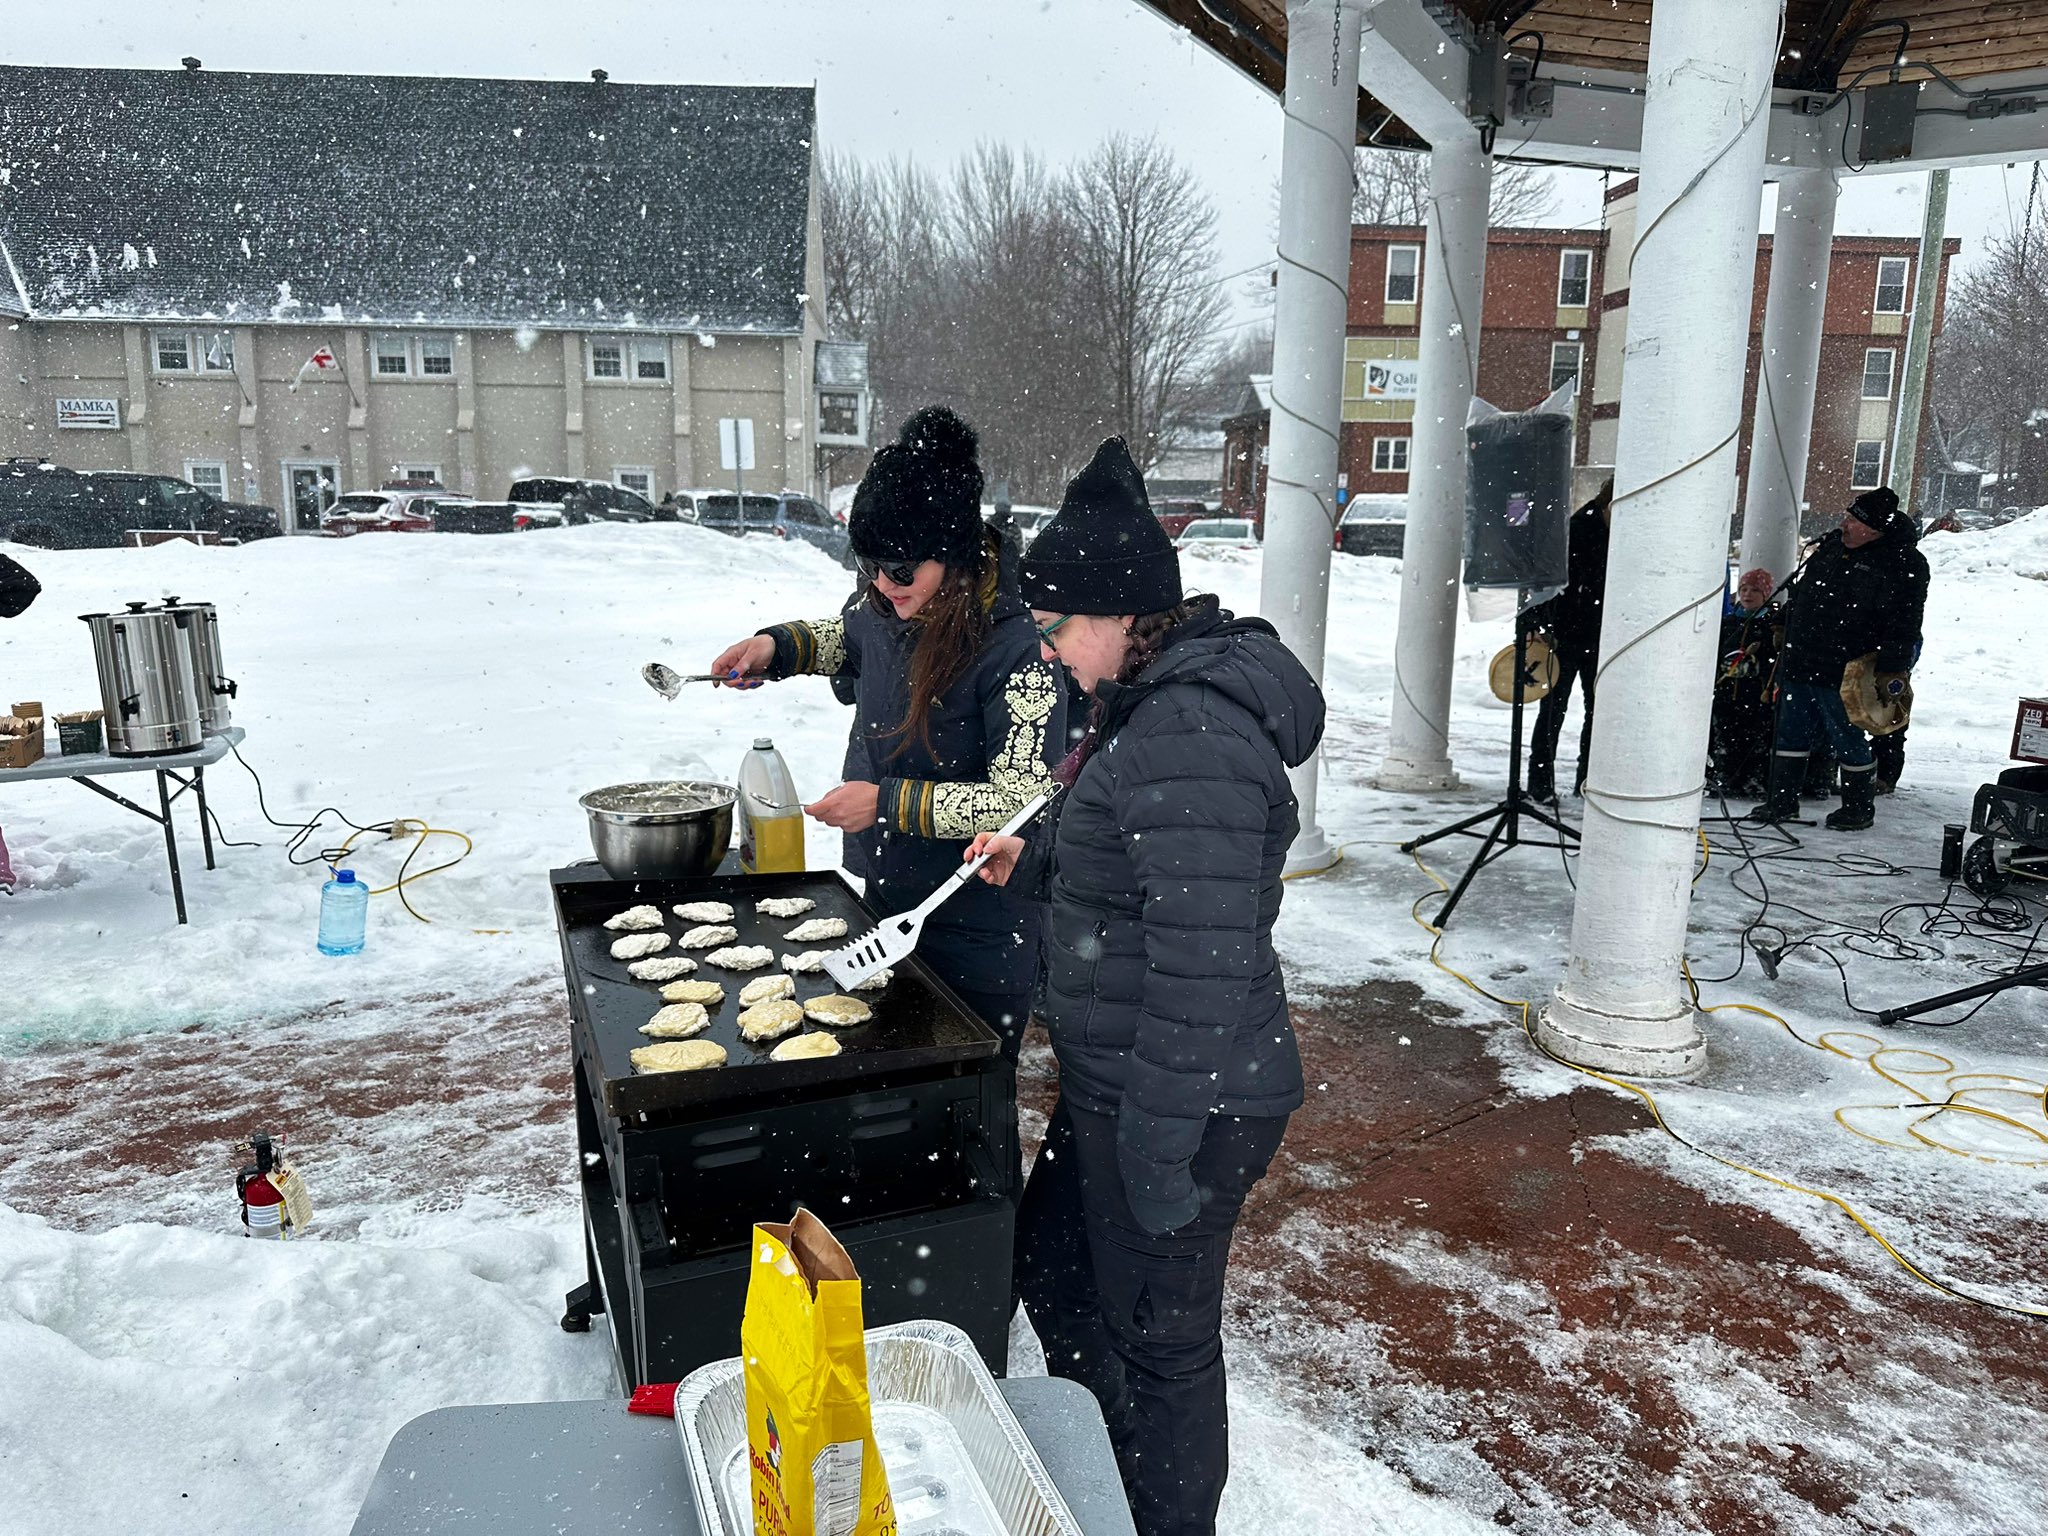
[[708, 405, 1064, 1057], [966, 436, 1324, 1536]]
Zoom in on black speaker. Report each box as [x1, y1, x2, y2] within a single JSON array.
[[1465, 402, 1574, 590]]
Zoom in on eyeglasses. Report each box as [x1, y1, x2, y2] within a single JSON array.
[[856, 555, 923, 588], [1034, 614, 1073, 646]]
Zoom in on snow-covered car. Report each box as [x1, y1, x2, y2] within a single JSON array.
[[322, 487, 471, 536], [1337, 496, 1408, 558], [1175, 516, 1259, 552], [506, 476, 655, 526], [696, 491, 851, 565]]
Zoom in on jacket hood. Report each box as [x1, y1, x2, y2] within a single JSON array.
[[1102, 599, 1326, 768]]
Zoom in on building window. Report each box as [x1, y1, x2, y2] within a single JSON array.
[[374, 335, 411, 376], [589, 339, 626, 380], [1861, 348, 1895, 400], [1557, 249, 1593, 308], [1372, 436, 1411, 474], [615, 468, 656, 499], [631, 339, 669, 381], [1874, 257, 1910, 315], [153, 332, 192, 372], [1385, 245, 1420, 305], [397, 464, 441, 485], [417, 336, 454, 376], [199, 332, 235, 373], [184, 460, 228, 498], [1550, 341, 1584, 392], [1851, 439, 1885, 489]]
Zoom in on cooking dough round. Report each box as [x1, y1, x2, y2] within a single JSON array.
[[849, 967, 892, 993], [628, 955, 697, 981], [660, 979, 726, 1006], [737, 998, 806, 1042], [739, 974, 796, 1006], [610, 932, 672, 961], [804, 994, 873, 1028], [705, 944, 774, 971], [641, 1002, 712, 1038], [631, 1039, 727, 1073], [781, 949, 832, 974], [771, 1032, 843, 1061], [783, 916, 849, 943], [755, 896, 816, 919], [678, 924, 739, 950], [604, 904, 665, 932], [673, 900, 735, 924]]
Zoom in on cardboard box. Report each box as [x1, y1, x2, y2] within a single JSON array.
[[2015, 698, 2048, 765], [0, 711, 45, 770]]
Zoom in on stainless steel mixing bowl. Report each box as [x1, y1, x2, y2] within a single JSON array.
[[579, 780, 737, 879]]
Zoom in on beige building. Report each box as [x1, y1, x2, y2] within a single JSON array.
[[0, 64, 833, 528]]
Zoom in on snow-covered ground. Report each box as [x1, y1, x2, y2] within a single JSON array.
[[1, 516, 2043, 1533]]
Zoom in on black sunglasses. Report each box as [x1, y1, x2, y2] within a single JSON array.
[[856, 554, 923, 587]]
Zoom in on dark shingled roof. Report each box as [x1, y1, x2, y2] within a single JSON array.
[[0, 65, 814, 333]]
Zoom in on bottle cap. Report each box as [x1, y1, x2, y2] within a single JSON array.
[[335, 869, 357, 884], [752, 737, 775, 751]]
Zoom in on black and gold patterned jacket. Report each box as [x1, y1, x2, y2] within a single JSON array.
[[757, 541, 1064, 996]]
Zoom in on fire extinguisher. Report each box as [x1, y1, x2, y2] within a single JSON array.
[[236, 1132, 305, 1239]]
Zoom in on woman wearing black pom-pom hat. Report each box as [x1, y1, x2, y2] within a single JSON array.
[[709, 405, 1065, 1055]]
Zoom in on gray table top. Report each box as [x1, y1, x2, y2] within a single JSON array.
[[350, 1376, 1136, 1536], [0, 724, 241, 785]]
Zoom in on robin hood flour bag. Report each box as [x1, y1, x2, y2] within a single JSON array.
[[743, 1210, 896, 1536]]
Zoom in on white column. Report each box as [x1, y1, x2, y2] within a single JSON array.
[[1738, 168, 1836, 591], [1890, 169, 1950, 507], [1259, 0, 1365, 875], [1538, 0, 1782, 1077], [1374, 137, 1492, 792]]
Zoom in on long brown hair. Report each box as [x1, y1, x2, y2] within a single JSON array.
[[875, 539, 996, 759], [1116, 595, 1213, 686]]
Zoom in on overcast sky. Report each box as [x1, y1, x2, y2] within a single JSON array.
[[7, 0, 2032, 326]]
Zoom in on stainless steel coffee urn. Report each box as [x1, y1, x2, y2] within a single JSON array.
[[156, 595, 234, 735], [79, 603, 204, 755]]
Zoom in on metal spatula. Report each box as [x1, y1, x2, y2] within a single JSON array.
[[642, 662, 722, 699], [824, 789, 1059, 992]]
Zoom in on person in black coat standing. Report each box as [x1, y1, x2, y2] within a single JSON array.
[[0, 552, 40, 894], [1525, 479, 1612, 802], [1746, 486, 1928, 831], [710, 407, 1064, 1057], [967, 438, 1324, 1536]]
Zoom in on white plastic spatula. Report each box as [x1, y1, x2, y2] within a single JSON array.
[[824, 789, 1060, 992]]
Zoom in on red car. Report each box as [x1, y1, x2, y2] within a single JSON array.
[[1153, 498, 1212, 538], [321, 486, 471, 536]]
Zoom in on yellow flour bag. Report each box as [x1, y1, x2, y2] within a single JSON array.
[[743, 1211, 896, 1536]]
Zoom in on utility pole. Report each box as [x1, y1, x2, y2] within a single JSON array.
[[1890, 169, 1949, 511]]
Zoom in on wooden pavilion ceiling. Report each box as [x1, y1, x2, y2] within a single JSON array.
[[1138, 0, 2048, 146]]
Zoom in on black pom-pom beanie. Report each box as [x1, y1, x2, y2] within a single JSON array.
[[848, 405, 987, 568], [1020, 437, 1182, 615]]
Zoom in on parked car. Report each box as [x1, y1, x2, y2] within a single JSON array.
[[506, 476, 655, 526], [1007, 506, 1057, 546], [695, 490, 851, 565], [90, 472, 281, 543], [1154, 498, 1212, 538], [0, 459, 127, 548], [1175, 516, 1260, 551], [322, 486, 471, 536], [432, 501, 520, 535], [1337, 496, 1409, 558]]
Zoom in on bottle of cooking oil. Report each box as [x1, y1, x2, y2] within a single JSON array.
[[737, 737, 805, 873]]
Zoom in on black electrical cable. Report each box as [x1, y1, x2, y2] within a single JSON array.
[[227, 737, 397, 867]]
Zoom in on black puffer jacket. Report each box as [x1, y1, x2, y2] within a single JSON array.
[[1780, 522, 1929, 685], [0, 553, 38, 619], [762, 535, 1065, 995], [1039, 601, 1324, 1233]]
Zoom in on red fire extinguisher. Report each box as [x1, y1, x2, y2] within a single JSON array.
[[236, 1133, 308, 1239]]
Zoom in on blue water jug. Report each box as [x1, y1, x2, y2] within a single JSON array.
[[317, 868, 368, 955]]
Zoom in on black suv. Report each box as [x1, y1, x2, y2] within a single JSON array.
[[0, 459, 128, 548], [506, 476, 656, 525], [91, 473, 281, 543]]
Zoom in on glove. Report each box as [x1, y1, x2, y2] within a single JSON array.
[[1118, 1145, 1201, 1236]]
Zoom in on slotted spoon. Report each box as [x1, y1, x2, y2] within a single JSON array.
[[824, 789, 1059, 992]]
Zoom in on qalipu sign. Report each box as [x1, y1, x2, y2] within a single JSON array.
[[1362, 361, 1421, 400], [56, 397, 122, 430]]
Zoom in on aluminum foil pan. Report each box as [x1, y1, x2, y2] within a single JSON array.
[[675, 1318, 1085, 1536]]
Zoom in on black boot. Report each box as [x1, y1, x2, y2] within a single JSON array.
[[1744, 751, 1806, 824], [1826, 763, 1877, 831]]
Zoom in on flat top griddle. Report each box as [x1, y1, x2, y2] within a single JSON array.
[[551, 864, 1000, 1118]]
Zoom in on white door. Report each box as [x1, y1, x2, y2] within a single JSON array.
[[283, 462, 340, 532]]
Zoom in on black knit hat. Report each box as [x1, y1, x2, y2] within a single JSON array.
[[1849, 486, 1900, 530], [1019, 437, 1182, 615], [848, 405, 986, 568]]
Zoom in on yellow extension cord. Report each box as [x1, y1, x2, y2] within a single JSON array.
[[1284, 834, 2048, 1319], [333, 823, 511, 932]]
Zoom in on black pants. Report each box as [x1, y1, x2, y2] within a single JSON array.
[[1873, 727, 1907, 788], [1527, 648, 1596, 799], [1016, 1097, 1288, 1536]]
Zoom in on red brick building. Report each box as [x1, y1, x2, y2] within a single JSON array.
[[1223, 182, 1958, 533]]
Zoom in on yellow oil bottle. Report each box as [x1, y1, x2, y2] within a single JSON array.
[[737, 737, 805, 873]]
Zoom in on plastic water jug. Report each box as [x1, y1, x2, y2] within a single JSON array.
[[318, 868, 368, 955], [738, 737, 804, 874]]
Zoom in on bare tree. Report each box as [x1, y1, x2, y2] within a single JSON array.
[[1931, 226, 2048, 498], [1352, 146, 1557, 227], [1066, 134, 1230, 471]]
